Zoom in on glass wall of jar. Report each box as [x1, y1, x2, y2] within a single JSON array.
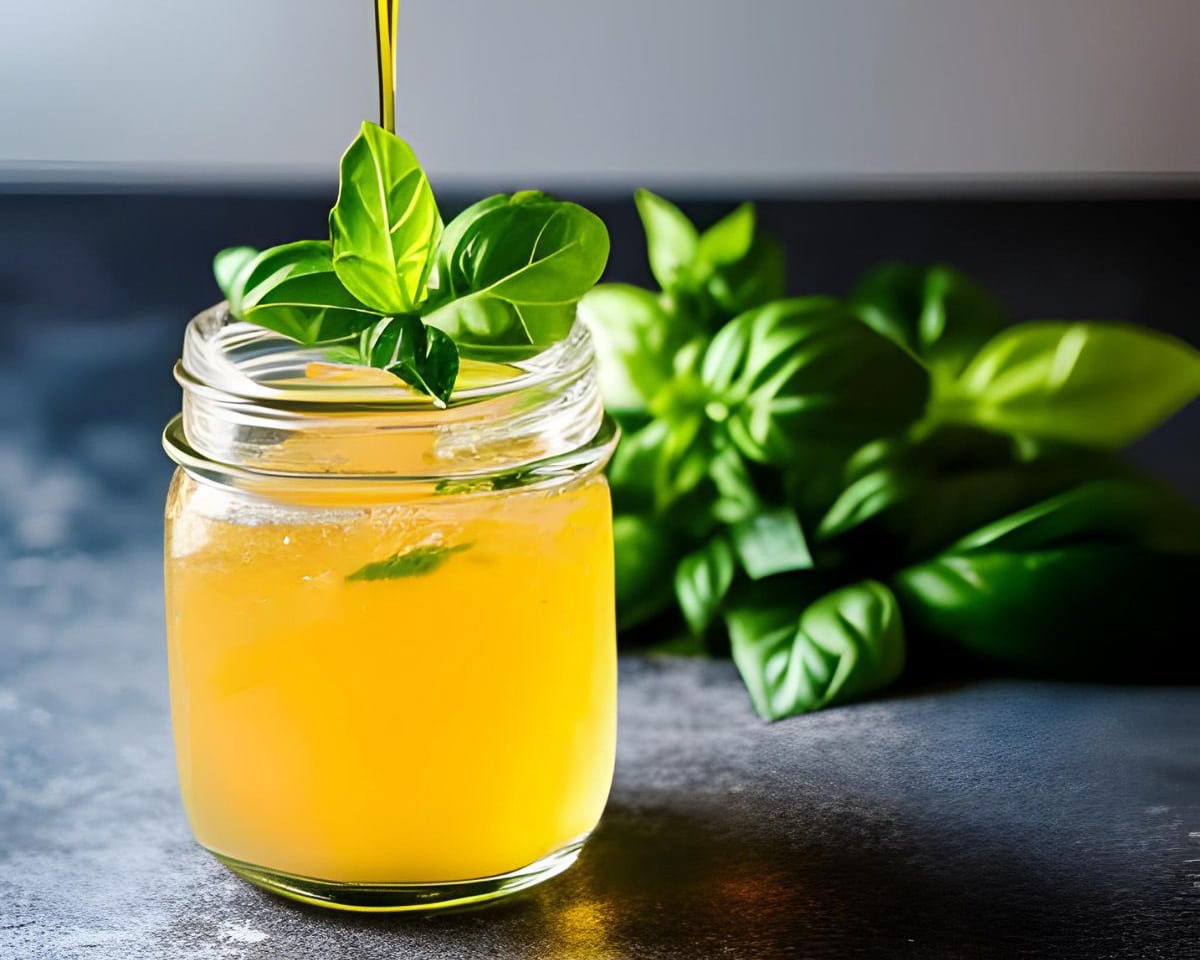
[[162, 305, 618, 911]]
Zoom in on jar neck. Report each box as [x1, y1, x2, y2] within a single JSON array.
[[164, 305, 615, 493]]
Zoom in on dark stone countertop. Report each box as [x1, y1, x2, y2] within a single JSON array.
[[2, 192, 1199, 958], [3, 541, 1200, 959]]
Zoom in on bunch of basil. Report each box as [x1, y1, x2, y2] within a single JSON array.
[[581, 191, 1200, 720], [214, 122, 609, 405]]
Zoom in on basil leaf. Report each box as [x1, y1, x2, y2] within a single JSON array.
[[634, 189, 698, 291], [818, 468, 912, 541], [936, 322, 1200, 447], [947, 477, 1200, 556], [365, 315, 459, 406], [347, 542, 471, 581], [329, 122, 442, 315], [894, 479, 1200, 677], [675, 537, 736, 634], [695, 203, 755, 274], [424, 192, 610, 357], [894, 546, 1200, 679], [579, 283, 679, 415], [322, 344, 364, 365], [701, 298, 930, 465], [815, 426, 1131, 564], [851, 263, 925, 352], [852, 263, 1006, 385], [213, 246, 257, 301], [608, 419, 670, 514], [709, 445, 761, 524], [232, 240, 382, 343], [727, 579, 906, 720], [653, 412, 713, 510], [614, 514, 679, 630], [431, 194, 512, 299], [730, 508, 813, 579], [704, 233, 787, 317]]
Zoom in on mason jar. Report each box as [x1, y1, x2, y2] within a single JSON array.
[[162, 304, 618, 911]]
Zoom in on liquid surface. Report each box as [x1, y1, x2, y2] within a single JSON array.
[[164, 471, 616, 883]]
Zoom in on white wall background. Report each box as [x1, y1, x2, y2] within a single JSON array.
[[2, 0, 1198, 187]]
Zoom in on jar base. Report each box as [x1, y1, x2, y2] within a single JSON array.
[[208, 837, 587, 913]]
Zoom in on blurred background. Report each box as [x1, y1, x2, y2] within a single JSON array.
[[0, 0, 1197, 559], [6, 0, 1200, 186]]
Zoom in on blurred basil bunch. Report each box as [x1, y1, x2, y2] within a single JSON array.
[[581, 191, 1200, 720]]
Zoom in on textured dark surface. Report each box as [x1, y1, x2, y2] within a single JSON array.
[[4, 632, 1200, 959], [1, 191, 1199, 958]]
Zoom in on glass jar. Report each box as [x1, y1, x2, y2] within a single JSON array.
[[162, 305, 618, 911]]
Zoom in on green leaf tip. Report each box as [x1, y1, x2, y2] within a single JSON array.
[[346, 542, 472, 582], [213, 246, 257, 301], [634, 189, 699, 292], [424, 191, 610, 358], [329, 121, 442, 316], [934, 321, 1200, 448], [364, 315, 460, 406], [228, 240, 381, 343], [674, 537, 736, 635]]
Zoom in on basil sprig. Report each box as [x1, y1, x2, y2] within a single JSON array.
[[212, 123, 609, 405], [586, 190, 1200, 721], [424, 191, 610, 358]]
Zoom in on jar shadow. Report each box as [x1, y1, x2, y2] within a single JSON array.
[[260, 795, 1118, 959]]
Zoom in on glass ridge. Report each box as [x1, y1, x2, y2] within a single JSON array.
[[166, 304, 614, 488]]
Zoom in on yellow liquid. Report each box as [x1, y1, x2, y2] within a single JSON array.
[[164, 470, 616, 883], [375, 0, 398, 132]]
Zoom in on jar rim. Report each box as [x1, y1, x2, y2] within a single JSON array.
[[167, 304, 613, 485], [176, 303, 595, 412]]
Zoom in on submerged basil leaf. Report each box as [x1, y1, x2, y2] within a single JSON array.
[[424, 192, 610, 357], [727, 579, 906, 720], [364, 315, 460, 406], [935, 321, 1200, 447], [701, 298, 930, 465], [634, 189, 699, 291], [231, 240, 382, 343], [213, 246, 257, 301], [329, 122, 442, 315], [675, 536, 736, 635], [347, 542, 472, 581]]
